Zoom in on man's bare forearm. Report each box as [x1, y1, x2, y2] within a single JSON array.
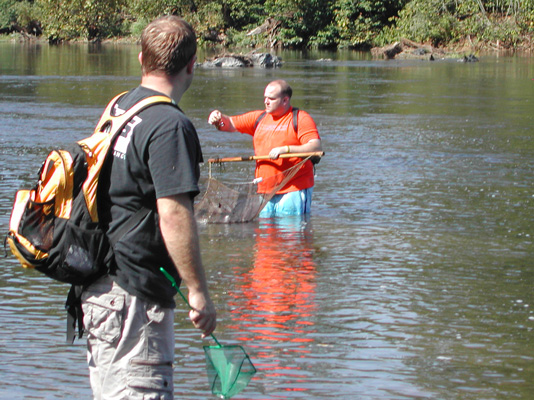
[[157, 194, 216, 336]]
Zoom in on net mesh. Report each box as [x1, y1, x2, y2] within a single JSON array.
[[195, 156, 310, 224], [204, 344, 257, 399]]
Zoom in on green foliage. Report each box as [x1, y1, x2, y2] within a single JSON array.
[[219, 0, 265, 28], [309, 24, 339, 48], [188, 2, 225, 37], [125, 0, 183, 20], [2, 0, 534, 49], [37, 0, 124, 41], [381, 0, 456, 46], [0, 0, 18, 29], [329, 0, 408, 47], [0, 0, 41, 34], [223, 26, 257, 47], [12, 1, 42, 32], [262, 0, 336, 47], [456, 13, 523, 48], [378, 0, 533, 48], [128, 17, 150, 38]]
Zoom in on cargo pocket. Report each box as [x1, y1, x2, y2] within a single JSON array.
[[81, 292, 125, 343], [127, 359, 174, 400]]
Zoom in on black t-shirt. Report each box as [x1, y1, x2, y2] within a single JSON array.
[[100, 86, 203, 308]]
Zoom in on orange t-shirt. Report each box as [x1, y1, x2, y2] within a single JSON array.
[[231, 107, 320, 194]]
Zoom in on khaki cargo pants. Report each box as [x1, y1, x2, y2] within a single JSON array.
[[82, 275, 175, 400]]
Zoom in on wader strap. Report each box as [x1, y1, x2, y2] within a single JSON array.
[[66, 285, 84, 344]]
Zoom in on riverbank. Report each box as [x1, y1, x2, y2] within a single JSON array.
[[2, 31, 533, 58]]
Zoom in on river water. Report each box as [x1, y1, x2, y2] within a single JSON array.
[[0, 42, 533, 399]]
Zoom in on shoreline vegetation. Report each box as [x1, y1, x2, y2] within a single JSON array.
[[2, 0, 534, 56]]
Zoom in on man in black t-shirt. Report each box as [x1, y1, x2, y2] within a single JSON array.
[[81, 16, 216, 399]]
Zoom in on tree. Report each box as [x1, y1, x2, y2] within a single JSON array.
[[37, 0, 124, 41], [0, 0, 42, 35]]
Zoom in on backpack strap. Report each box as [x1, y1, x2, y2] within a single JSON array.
[[108, 207, 151, 248], [79, 94, 177, 223], [253, 107, 299, 132], [66, 207, 150, 343], [95, 94, 176, 138], [94, 91, 126, 133], [93, 92, 175, 238], [253, 111, 266, 131], [66, 285, 84, 343], [292, 107, 299, 132]]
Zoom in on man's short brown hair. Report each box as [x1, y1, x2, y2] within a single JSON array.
[[140, 15, 197, 76], [270, 79, 292, 99]]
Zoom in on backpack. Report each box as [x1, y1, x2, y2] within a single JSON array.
[[5, 92, 174, 341]]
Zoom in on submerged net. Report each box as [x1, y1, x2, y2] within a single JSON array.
[[195, 156, 310, 224]]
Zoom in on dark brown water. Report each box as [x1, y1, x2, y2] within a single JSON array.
[[1, 42, 533, 399]]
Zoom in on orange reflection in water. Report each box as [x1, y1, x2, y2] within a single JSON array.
[[227, 216, 318, 394]]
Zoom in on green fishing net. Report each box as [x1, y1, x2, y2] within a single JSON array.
[[204, 344, 257, 399], [160, 267, 257, 398]]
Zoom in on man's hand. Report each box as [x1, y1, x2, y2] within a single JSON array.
[[188, 290, 217, 338], [269, 146, 288, 159], [208, 110, 224, 128], [208, 110, 236, 132]]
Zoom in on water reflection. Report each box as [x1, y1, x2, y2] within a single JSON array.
[[228, 216, 318, 393]]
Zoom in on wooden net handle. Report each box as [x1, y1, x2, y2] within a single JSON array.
[[208, 151, 324, 163]]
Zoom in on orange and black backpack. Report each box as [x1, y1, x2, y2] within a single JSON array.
[[5, 92, 174, 340]]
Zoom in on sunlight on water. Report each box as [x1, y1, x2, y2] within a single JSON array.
[[0, 43, 533, 399]]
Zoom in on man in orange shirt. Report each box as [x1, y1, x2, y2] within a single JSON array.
[[208, 79, 322, 217]]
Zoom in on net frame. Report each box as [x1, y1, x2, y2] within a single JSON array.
[[204, 344, 257, 399]]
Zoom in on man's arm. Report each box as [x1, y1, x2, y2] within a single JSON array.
[[157, 193, 216, 338], [269, 138, 322, 159]]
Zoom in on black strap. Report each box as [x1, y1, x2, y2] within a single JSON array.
[[253, 108, 299, 132], [292, 107, 299, 132], [253, 111, 266, 131], [108, 207, 151, 248], [66, 285, 84, 343]]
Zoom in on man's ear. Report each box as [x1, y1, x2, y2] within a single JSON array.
[[186, 55, 197, 73], [138, 52, 143, 65]]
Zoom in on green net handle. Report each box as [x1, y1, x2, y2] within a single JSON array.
[[160, 267, 222, 347]]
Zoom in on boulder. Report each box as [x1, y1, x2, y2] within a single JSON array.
[[249, 52, 282, 68], [371, 38, 479, 62], [458, 54, 479, 62], [197, 52, 282, 69], [371, 38, 441, 60], [201, 56, 249, 68]]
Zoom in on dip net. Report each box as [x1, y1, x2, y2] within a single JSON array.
[[160, 267, 256, 399], [195, 154, 317, 224]]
